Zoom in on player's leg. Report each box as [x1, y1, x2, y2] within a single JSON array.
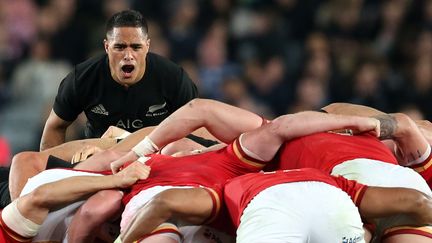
[[67, 189, 123, 243], [120, 187, 215, 243], [9, 152, 48, 200]]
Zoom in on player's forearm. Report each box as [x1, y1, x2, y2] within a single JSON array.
[[408, 192, 432, 226], [42, 138, 116, 162], [40, 127, 67, 151], [360, 187, 432, 226], [32, 175, 121, 208], [322, 103, 386, 117], [383, 113, 430, 165], [276, 111, 379, 140]]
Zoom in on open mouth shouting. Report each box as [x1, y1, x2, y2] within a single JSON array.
[[121, 64, 135, 78]]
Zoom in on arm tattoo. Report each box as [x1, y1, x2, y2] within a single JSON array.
[[373, 114, 397, 140], [410, 150, 423, 161]]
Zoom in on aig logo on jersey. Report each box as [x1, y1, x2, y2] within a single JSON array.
[[146, 102, 168, 117]]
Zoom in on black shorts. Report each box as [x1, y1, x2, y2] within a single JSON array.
[[186, 134, 219, 147], [46, 155, 74, 169], [0, 167, 10, 208]]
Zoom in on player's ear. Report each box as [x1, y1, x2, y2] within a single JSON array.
[[103, 39, 109, 53]]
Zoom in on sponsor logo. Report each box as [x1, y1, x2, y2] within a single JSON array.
[[203, 228, 223, 243], [146, 102, 168, 117], [116, 119, 145, 129], [342, 236, 362, 243], [91, 104, 109, 115]]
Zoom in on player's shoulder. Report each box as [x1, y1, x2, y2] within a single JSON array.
[[147, 52, 181, 75], [73, 52, 108, 80]]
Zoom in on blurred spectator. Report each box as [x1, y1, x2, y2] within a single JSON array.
[[405, 55, 432, 119], [350, 60, 389, 111], [399, 104, 425, 121], [86, 0, 131, 55], [244, 55, 292, 116], [0, 66, 9, 111], [0, 37, 71, 153], [1, 0, 432, 153], [10, 37, 71, 103], [42, 0, 89, 64], [0, 0, 37, 60], [373, 0, 410, 57], [289, 76, 328, 113], [165, 0, 201, 61], [197, 20, 240, 99]]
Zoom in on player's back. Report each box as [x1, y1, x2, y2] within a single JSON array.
[[224, 168, 366, 227], [124, 140, 265, 204], [267, 132, 397, 173]]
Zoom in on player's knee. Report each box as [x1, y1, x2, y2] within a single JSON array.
[[78, 191, 123, 222], [147, 192, 175, 219], [11, 152, 44, 171], [27, 186, 51, 208]]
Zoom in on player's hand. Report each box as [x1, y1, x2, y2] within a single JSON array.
[[351, 117, 381, 137], [110, 151, 139, 174], [71, 145, 104, 164], [114, 161, 151, 188], [102, 126, 130, 139]]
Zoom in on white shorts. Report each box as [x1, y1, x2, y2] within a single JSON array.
[[331, 159, 432, 238], [19, 169, 103, 242], [237, 182, 365, 243]]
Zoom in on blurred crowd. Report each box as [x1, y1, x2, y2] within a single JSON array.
[[0, 0, 432, 160]]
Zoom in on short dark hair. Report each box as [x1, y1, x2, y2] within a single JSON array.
[[106, 10, 148, 37]]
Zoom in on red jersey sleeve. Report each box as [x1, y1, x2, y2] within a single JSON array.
[[408, 148, 432, 189], [332, 175, 368, 207]]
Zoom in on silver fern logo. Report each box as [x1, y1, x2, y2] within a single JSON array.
[[146, 102, 168, 117]]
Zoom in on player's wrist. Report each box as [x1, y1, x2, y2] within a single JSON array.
[[132, 136, 159, 157]]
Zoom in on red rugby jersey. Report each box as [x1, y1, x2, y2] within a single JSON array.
[[224, 168, 367, 227], [266, 132, 397, 173], [122, 138, 267, 209]]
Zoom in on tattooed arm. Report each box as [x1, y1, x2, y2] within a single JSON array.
[[322, 103, 430, 166], [373, 114, 397, 140], [374, 113, 429, 166]]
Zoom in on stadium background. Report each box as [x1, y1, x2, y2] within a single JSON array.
[[0, 0, 431, 163]]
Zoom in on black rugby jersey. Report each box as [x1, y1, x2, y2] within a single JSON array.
[[53, 52, 198, 138]]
